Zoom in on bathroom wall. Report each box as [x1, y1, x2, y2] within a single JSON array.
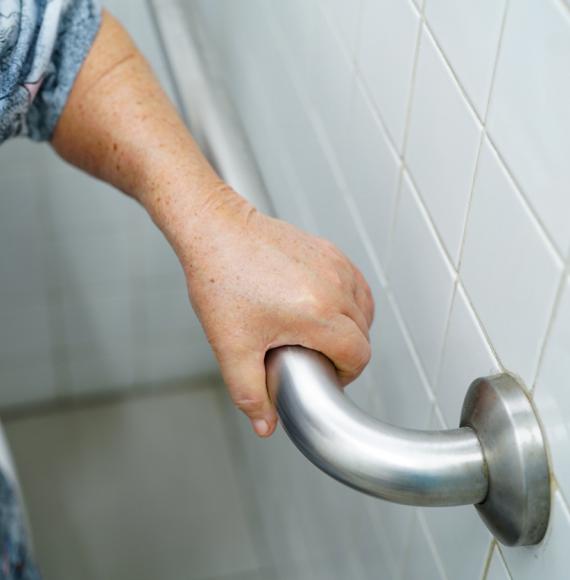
[[0, 0, 217, 410], [181, 0, 570, 578]]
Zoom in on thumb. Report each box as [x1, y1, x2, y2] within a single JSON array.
[[219, 349, 278, 438]]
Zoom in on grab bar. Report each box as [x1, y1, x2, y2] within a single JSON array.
[[150, 0, 551, 550], [266, 346, 551, 547]]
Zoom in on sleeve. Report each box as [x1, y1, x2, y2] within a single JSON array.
[[0, 0, 101, 144]]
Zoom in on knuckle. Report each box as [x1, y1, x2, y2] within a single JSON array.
[[349, 339, 371, 376], [360, 341, 372, 368], [300, 289, 328, 319], [232, 394, 267, 415]]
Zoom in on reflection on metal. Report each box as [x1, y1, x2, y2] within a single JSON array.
[[266, 346, 551, 546]]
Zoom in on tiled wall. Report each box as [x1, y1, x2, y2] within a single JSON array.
[[0, 0, 217, 410], [183, 0, 570, 578]]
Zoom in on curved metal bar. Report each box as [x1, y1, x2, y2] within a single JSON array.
[[266, 346, 488, 507]]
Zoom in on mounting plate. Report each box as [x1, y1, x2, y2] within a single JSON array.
[[461, 374, 551, 546]]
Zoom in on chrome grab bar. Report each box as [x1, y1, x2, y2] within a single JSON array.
[[266, 346, 551, 547]]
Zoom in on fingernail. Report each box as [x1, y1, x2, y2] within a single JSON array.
[[253, 419, 269, 436]]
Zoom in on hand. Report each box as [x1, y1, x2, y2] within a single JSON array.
[[176, 188, 375, 437]]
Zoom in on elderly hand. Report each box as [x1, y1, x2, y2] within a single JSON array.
[[173, 187, 374, 436]]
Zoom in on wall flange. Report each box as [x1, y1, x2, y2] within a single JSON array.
[[461, 374, 551, 546]]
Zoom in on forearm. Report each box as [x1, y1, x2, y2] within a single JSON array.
[[51, 11, 237, 255]]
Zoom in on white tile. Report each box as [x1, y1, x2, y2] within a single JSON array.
[[338, 82, 401, 269], [389, 173, 456, 382], [306, 10, 354, 154], [502, 491, 570, 580], [228, 43, 315, 233], [486, 547, 511, 580], [137, 284, 215, 384], [0, 138, 55, 172], [137, 219, 184, 284], [367, 497, 414, 577], [4, 386, 261, 580], [422, 414, 492, 580], [0, 356, 56, 408], [143, 285, 200, 339], [357, 0, 420, 149], [0, 234, 49, 298], [423, 508, 489, 580], [436, 284, 500, 427], [42, 166, 134, 237], [262, 0, 322, 98], [534, 275, 570, 502], [0, 174, 42, 238], [406, 29, 482, 265], [60, 284, 133, 349], [487, 0, 570, 255], [460, 139, 563, 386], [139, 338, 217, 385], [214, 2, 271, 103], [425, 0, 506, 117], [0, 299, 52, 362], [370, 295, 433, 430], [258, 70, 379, 290], [321, 0, 363, 56], [402, 513, 446, 580], [66, 337, 136, 395], [0, 176, 49, 298], [48, 230, 131, 291]]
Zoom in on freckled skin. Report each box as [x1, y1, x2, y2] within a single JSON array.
[[51, 11, 375, 437]]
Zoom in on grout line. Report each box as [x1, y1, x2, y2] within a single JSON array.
[[480, 0, 511, 124], [383, 3, 425, 273], [34, 180, 71, 399], [213, 389, 279, 575], [531, 269, 568, 393], [402, 167, 460, 274], [495, 544, 516, 580], [556, 473, 570, 514], [384, 288, 437, 406], [194, 566, 276, 580], [385, 171, 461, 394], [353, 70, 402, 157], [0, 372, 222, 422], [383, 165, 405, 276], [398, 509, 419, 580], [422, 6, 495, 125], [454, 281, 507, 375], [316, 0, 363, 66], [431, 279, 460, 405], [264, 0, 389, 292], [417, 509, 450, 580], [352, 0, 365, 62], [483, 132, 566, 263], [400, 12, 426, 158], [422, 0, 567, 265]]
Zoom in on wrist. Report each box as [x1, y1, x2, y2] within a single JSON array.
[[140, 171, 253, 267]]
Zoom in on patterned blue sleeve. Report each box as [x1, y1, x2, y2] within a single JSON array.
[[0, 0, 101, 144], [0, 471, 41, 579]]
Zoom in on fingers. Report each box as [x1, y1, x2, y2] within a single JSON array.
[[218, 350, 278, 438], [353, 269, 375, 327], [342, 299, 370, 340], [319, 239, 375, 329], [303, 314, 372, 386]]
